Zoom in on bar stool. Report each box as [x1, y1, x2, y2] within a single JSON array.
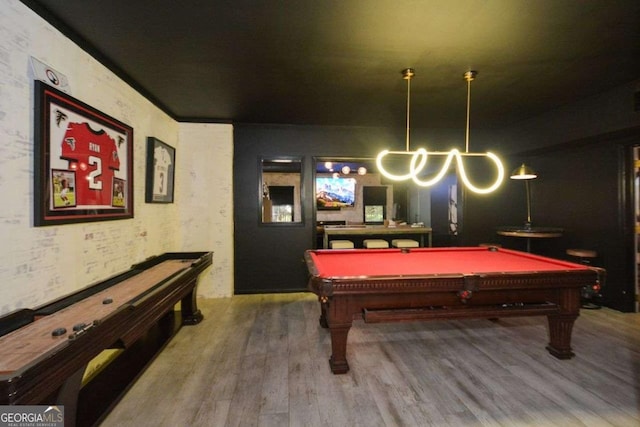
[[566, 248, 601, 309], [330, 240, 354, 249], [363, 239, 389, 249], [392, 239, 419, 248]]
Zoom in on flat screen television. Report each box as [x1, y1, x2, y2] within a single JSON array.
[[316, 177, 356, 209]]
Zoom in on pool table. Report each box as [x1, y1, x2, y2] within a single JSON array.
[[305, 246, 605, 374]]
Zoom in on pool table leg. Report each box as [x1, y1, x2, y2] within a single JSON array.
[[328, 323, 352, 374], [545, 313, 577, 359], [316, 296, 354, 373]]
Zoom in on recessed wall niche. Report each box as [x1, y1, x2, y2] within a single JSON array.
[[260, 157, 303, 224], [314, 158, 393, 225]]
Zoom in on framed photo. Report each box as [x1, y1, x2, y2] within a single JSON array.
[[34, 80, 134, 226], [145, 137, 175, 203]]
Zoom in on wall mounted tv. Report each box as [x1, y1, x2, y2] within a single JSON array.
[[316, 177, 356, 209]]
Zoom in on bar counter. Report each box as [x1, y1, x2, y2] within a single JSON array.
[[322, 225, 432, 249]]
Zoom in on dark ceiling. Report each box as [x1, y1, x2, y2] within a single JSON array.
[[23, 0, 640, 129]]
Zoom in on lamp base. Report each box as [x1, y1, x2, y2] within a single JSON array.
[[523, 221, 532, 231]]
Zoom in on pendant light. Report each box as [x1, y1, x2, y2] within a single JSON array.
[[375, 69, 505, 194]]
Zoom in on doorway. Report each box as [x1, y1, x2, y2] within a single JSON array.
[[634, 146, 640, 312]]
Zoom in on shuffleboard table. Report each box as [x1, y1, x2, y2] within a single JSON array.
[[0, 251, 212, 426], [305, 247, 604, 374]]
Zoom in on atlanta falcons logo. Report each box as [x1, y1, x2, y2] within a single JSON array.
[[64, 137, 76, 151], [54, 109, 68, 127]]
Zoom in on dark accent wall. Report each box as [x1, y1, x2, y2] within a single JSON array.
[[233, 124, 405, 294], [462, 128, 640, 312]]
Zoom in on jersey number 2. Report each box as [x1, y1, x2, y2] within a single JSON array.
[[88, 155, 103, 190]]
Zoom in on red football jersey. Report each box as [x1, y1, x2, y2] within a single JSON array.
[[60, 122, 120, 206]]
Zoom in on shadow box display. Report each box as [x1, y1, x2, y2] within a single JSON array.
[[145, 137, 175, 203], [33, 81, 134, 226]]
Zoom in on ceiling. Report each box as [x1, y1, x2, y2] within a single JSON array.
[[23, 0, 640, 129]]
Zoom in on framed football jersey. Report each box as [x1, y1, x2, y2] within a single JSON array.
[[145, 137, 175, 203], [34, 81, 134, 226]]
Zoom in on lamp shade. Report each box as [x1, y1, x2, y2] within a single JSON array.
[[510, 163, 537, 180]]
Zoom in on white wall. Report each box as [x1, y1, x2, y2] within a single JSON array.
[[178, 123, 233, 298], [0, 1, 233, 315]]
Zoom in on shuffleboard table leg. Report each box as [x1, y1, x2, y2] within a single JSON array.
[[180, 279, 204, 325], [51, 364, 85, 427], [328, 323, 352, 374], [545, 313, 578, 359]]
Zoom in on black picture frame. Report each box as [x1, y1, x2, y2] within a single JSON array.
[[145, 137, 176, 203], [34, 80, 134, 226]]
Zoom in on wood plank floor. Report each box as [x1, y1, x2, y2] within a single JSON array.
[[100, 293, 640, 427]]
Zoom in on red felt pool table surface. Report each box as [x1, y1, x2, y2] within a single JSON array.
[[304, 246, 605, 374], [307, 246, 586, 278]]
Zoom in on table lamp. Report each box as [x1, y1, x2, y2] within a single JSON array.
[[510, 163, 537, 230]]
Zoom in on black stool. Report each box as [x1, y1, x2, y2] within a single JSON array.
[[566, 248, 601, 309]]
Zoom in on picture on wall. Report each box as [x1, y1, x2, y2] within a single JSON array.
[[34, 80, 134, 226], [316, 176, 356, 209], [145, 137, 175, 203]]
